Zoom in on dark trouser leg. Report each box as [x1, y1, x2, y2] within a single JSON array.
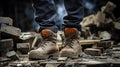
[[32, 0, 58, 33], [64, 0, 84, 31]]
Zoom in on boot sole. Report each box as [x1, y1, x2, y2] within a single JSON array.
[[29, 51, 59, 60]]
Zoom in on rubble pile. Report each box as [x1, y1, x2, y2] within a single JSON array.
[[0, 1, 120, 67], [0, 17, 41, 66], [80, 1, 120, 42], [80, 0, 120, 60]]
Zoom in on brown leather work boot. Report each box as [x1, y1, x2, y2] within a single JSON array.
[[28, 29, 59, 60], [60, 28, 82, 58]]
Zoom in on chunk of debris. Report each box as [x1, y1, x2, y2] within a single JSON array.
[[94, 11, 106, 26], [111, 46, 120, 58], [46, 63, 60, 67], [19, 32, 41, 49], [19, 32, 35, 40], [79, 40, 100, 45], [101, 1, 116, 14], [58, 57, 67, 61], [6, 51, 19, 60], [112, 47, 120, 51], [17, 43, 30, 54], [81, 1, 116, 28], [114, 22, 120, 30], [0, 39, 13, 56], [84, 48, 101, 56], [99, 31, 111, 40], [57, 31, 63, 51], [8, 61, 38, 67], [101, 1, 116, 20], [0, 24, 21, 36], [0, 39, 13, 51], [0, 17, 13, 26], [0, 57, 11, 62], [98, 41, 114, 49], [112, 51, 120, 58], [80, 15, 95, 27]]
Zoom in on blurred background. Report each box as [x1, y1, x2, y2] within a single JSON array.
[[0, 0, 120, 32]]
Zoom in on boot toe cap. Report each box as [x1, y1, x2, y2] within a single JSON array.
[[28, 50, 48, 60], [60, 48, 78, 58]]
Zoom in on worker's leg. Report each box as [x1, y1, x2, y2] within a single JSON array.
[[29, 0, 59, 60], [63, 0, 84, 30], [60, 0, 84, 58], [32, 0, 58, 33]]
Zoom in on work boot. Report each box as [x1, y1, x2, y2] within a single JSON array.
[[28, 29, 59, 60], [60, 28, 82, 58]]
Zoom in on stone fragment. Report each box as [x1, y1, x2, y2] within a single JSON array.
[[0, 39, 13, 56], [17, 43, 30, 54], [84, 48, 101, 56], [0, 24, 21, 36], [0, 17, 13, 26], [6, 51, 19, 60]]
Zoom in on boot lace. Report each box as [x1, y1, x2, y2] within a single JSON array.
[[64, 35, 80, 48], [39, 34, 57, 49]]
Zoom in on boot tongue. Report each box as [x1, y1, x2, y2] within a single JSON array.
[[41, 29, 56, 41], [41, 29, 52, 39], [64, 28, 78, 37]]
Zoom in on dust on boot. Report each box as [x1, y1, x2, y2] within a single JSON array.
[[28, 29, 59, 60]]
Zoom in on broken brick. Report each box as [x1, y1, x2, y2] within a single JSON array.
[[6, 51, 19, 60], [0, 17, 13, 26], [0, 39, 13, 56], [17, 43, 30, 54], [101, 1, 116, 14], [0, 24, 21, 36], [97, 41, 113, 49], [84, 48, 101, 56]]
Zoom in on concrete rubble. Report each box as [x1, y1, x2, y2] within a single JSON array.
[[17, 43, 30, 54], [0, 1, 120, 67], [6, 51, 19, 60], [84, 48, 101, 56], [19, 32, 40, 49], [0, 39, 13, 56], [0, 24, 21, 36], [0, 17, 13, 26]]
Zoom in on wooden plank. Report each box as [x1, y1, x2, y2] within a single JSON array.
[[79, 40, 100, 45]]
